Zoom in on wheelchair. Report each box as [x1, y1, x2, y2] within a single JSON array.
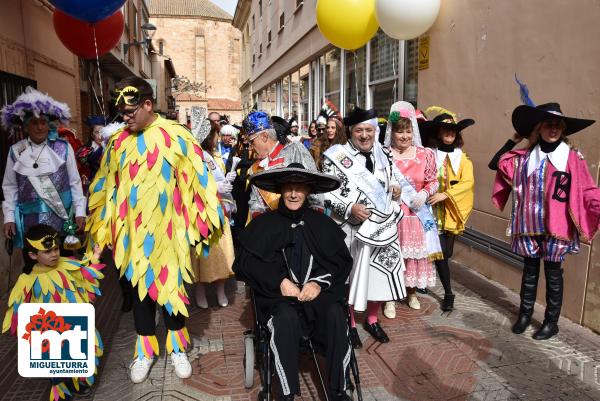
[[242, 288, 363, 401]]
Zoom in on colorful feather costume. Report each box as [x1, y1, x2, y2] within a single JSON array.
[[86, 115, 224, 317], [2, 256, 104, 401]]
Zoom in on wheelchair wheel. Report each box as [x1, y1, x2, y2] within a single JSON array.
[[243, 334, 255, 389]]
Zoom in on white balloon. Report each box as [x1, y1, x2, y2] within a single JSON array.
[[376, 0, 441, 40]]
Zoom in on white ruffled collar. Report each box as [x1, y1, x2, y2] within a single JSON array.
[[436, 148, 463, 175], [12, 139, 65, 177], [527, 141, 570, 176]]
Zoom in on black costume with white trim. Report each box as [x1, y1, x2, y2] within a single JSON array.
[[234, 201, 353, 398]]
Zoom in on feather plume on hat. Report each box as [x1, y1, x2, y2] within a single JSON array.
[[424, 106, 457, 122], [1, 86, 71, 132]]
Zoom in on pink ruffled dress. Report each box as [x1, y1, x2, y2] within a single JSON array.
[[394, 147, 439, 288]]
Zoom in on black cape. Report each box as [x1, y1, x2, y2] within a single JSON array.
[[233, 202, 352, 339]]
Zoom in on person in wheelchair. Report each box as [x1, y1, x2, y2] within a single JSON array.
[[234, 163, 354, 401]]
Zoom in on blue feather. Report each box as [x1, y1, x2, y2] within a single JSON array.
[[145, 265, 155, 289], [514, 74, 536, 107], [137, 134, 147, 155], [143, 234, 155, 258], [161, 160, 171, 182], [178, 137, 188, 156], [159, 191, 168, 213], [130, 185, 138, 208], [125, 262, 134, 281]]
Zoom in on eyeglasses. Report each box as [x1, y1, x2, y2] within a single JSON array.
[[119, 105, 141, 119]]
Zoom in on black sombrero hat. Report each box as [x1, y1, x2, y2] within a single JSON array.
[[418, 111, 475, 141], [512, 103, 595, 137], [249, 162, 341, 194]]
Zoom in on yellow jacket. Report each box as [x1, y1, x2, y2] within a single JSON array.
[[435, 152, 474, 235]]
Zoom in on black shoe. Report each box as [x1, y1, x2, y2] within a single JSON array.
[[511, 313, 532, 334], [363, 321, 389, 343], [121, 295, 133, 312], [532, 322, 559, 340], [441, 294, 455, 311], [280, 394, 295, 401], [349, 327, 362, 349], [416, 288, 429, 295]]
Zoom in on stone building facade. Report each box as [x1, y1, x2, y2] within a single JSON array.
[[149, 0, 242, 124]]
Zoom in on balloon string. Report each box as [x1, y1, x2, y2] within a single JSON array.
[[353, 51, 359, 108], [392, 42, 398, 102], [92, 25, 106, 122]]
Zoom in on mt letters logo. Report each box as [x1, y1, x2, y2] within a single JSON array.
[[18, 303, 95, 377]]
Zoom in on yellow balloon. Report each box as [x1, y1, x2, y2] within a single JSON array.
[[316, 0, 379, 51]]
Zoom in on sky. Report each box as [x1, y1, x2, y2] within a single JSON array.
[[209, 0, 238, 16]]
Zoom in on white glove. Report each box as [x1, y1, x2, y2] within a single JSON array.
[[217, 181, 233, 194], [225, 171, 237, 182], [410, 191, 428, 211]]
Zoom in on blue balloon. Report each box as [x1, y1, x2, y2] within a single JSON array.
[[50, 0, 127, 24]]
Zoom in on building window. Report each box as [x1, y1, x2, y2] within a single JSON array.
[[282, 75, 290, 119], [404, 39, 419, 106], [252, 53, 255, 66], [158, 41, 164, 55], [259, 0, 262, 17], [252, 15, 255, 30], [299, 64, 310, 130], [279, 12, 285, 30], [259, 43, 262, 56], [323, 48, 341, 112], [267, 31, 271, 46], [291, 71, 300, 129], [369, 30, 400, 116], [345, 47, 366, 113]]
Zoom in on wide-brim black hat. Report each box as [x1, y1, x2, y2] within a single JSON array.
[[512, 103, 595, 137], [250, 162, 341, 194], [418, 113, 475, 141], [343, 106, 377, 127]]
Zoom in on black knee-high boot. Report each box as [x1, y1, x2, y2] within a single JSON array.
[[512, 257, 540, 334], [533, 261, 563, 340]]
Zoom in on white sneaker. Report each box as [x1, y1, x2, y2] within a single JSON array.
[[383, 302, 396, 319], [407, 294, 421, 310], [129, 357, 154, 383], [170, 352, 192, 379]]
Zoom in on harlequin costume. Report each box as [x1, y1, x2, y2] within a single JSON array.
[[1, 87, 86, 250], [384, 102, 441, 292], [234, 164, 353, 401], [322, 107, 406, 346], [2, 229, 104, 401], [86, 84, 224, 376], [419, 106, 475, 311], [245, 111, 322, 220], [491, 102, 599, 340]]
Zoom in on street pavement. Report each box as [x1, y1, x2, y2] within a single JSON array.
[[3, 260, 600, 401]]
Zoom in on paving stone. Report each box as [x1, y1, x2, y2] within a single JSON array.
[[5, 264, 600, 401]]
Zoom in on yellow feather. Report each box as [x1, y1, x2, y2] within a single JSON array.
[[424, 106, 457, 121]]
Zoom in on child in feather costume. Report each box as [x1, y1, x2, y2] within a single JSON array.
[[2, 224, 104, 401]]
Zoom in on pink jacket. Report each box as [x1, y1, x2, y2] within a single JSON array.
[[492, 149, 600, 242]]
